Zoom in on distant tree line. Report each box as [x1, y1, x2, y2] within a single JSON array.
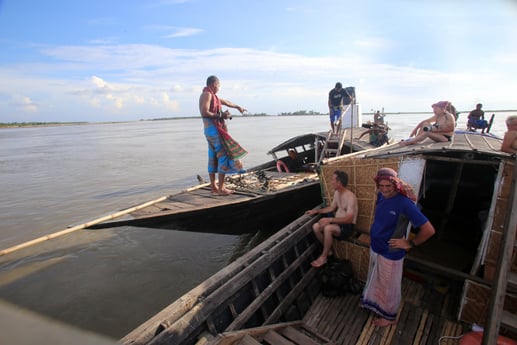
[[0, 121, 88, 128], [1, 111, 325, 128], [279, 110, 322, 115]]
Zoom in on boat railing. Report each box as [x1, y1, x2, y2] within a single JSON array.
[[121, 212, 323, 345]]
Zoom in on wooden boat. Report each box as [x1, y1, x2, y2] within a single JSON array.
[[121, 131, 517, 345], [91, 128, 375, 231]]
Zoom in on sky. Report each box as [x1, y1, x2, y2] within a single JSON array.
[[0, 0, 516, 123]]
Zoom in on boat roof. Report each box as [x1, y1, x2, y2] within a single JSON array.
[[267, 133, 326, 155], [335, 130, 511, 161]]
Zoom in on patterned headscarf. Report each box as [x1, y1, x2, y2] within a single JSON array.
[[374, 167, 417, 201]]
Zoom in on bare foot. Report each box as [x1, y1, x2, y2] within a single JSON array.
[[399, 139, 414, 146], [218, 188, 234, 196], [374, 318, 397, 327], [311, 256, 327, 268]]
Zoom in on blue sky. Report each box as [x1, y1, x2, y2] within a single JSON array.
[[0, 0, 516, 122]]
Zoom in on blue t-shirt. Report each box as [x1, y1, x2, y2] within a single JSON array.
[[370, 192, 428, 260]]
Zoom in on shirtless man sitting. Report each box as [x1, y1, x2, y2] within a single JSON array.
[[400, 101, 455, 146], [501, 115, 517, 154], [305, 170, 358, 268]]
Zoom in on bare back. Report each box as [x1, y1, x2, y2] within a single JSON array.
[[501, 130, 517, 154]]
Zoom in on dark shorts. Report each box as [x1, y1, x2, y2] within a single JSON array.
[[334, 224, 354, 240]]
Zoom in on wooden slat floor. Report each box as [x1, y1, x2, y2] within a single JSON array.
[[130, 172, 319, 218], [303, 277, 468, 345]]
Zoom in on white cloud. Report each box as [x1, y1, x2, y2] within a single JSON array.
[[160, 92, 180, 111], [91, 76, 110, 89], [170, 84, 183, 93], [163, 27, 203, 38], [1, 41, 515, 122], [9, 96, 39, 113]]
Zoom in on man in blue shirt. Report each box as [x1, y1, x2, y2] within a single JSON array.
[[360, 168, 435, 327]]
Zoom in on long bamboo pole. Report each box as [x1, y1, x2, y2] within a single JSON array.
[[0, 195, 169, 257]]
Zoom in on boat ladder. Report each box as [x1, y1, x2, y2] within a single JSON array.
[[318, 103, 354, 164]]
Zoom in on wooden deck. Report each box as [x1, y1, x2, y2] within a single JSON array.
[[209, 276, 468, 345], [351, 130, 508, 160], [303, 277, 467, 345], [90, 171, 322, 230]]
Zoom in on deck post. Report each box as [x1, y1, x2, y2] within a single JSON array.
[[314, 136, 318, 165], [349, 98, 354, 153], [482, 158, 517, 344]]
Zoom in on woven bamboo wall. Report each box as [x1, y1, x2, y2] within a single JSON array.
[[332, 241, 370, 282], [460, 281, 517, 326]]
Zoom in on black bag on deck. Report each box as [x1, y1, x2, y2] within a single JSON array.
[[318, 257, 363, 297]]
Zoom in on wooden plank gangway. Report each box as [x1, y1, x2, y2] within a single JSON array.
[[90, 171, 323, 230]]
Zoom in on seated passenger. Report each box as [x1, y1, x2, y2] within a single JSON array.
[[400, 101, 455, 146], [358, 124, 389, 147], [501, 115, 517, 154], [467, 103, 488, 132], [373, 111, 385, 125], [285, 149, 303, 172]]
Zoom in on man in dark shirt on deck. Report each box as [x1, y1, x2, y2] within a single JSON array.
[[328, 82, 350, 134]]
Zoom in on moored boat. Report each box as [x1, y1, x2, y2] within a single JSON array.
[[121, 131, 517, 344], [90, 123, 375, 231]]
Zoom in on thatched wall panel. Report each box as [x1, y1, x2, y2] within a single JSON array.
[[460, 280, 517, 326], [332, 241, 370, 282], [459, 281, 491, 324]]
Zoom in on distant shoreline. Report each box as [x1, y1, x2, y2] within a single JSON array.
[[0, 122, 90, 129], [2, 110, 515, 129]]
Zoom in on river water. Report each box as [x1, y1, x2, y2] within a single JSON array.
[[0, 112, 509, 339]]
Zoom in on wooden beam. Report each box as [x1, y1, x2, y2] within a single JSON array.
[[225, 244, 317, 331], [0, 195, 168, 256], [483, 159, 517, 345]]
